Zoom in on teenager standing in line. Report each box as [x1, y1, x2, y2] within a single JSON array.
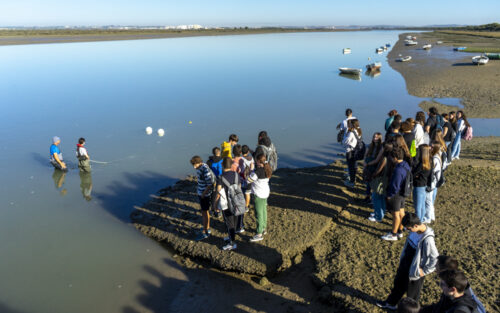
[[342, 119, 362, 188], [412, 145, 431, 222]]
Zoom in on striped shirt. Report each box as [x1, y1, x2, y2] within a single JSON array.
[[196, 163, 214, 196]]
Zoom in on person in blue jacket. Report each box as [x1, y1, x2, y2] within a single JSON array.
[[382, 147, 411, 241]]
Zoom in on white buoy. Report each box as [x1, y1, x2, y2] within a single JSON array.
[[145, 127, 153, 135], [157, 128, 165, 137]]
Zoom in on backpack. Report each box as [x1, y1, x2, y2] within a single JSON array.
[[259, 144, 278, 172], [221, 175, 246, 216], [400, 168, 413, 198], [463, 126, 473, 141], [435, 115, 445, 132], [352, 132, 366, 161], [337, 129, 345, 143], [409, 139, 417, 158]]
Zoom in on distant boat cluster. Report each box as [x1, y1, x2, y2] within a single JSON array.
[[338, 43, 390, 79]]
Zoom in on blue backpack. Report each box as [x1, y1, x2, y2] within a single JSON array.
[[209, 159, 223, 177], [435, 115, 445, 132]]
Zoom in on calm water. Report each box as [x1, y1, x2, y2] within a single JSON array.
[[0, 31, 497, 313]]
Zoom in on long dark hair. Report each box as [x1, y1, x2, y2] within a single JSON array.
[[348, 119, 362, 137], [367, 132, 382, 157], [418, 144, 431, 171], [457, 110, 470, 127], [256, 153, 272, 178]]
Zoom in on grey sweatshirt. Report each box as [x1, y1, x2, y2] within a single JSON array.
[[400, 226, 439, 281]]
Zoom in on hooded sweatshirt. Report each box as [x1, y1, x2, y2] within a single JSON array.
[[386, 161, 411, 198], [426, 284, 484, 313], [446, 292, 478, 313], [400, 226, 439, 281]]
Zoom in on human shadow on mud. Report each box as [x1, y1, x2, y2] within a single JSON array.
[[94, 171, 178, 223], [122, 258, 306, 313], [133, 195, 284, 274], [0, 302, 26, 313]]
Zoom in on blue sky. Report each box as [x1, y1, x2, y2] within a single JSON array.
[[1, 0, 498, 27]]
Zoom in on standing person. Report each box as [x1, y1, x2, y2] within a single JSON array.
[[367, 142, 392, 222], [451, 111, 470, 160], [213, 157, 240, 250], [425, 107, 443, 138], [231, 144, 246, 233], [424, 142, 443, 224], [50, 136, 67, 171], [76, 138, 91, 173], [207, 147, 223, 178], [363, 132, 383, 203], [239, 145, 255, 209], [337, 108, 356, 141], [385, 120, 401, 142], [376, 213, 439, 310], [255, 132, 278, 172], [426, 270, 478, 313], [221, 134, 239, 159], [248, 153, 272, 242], [342, 119, 362, 188], [432, 129, 448, 171], [381, 147, 410, 241], [190, 156, 215, 241], [394, 134, 413, 166], [420, 256, 486, 313], [412, 145, 431, 222], [401, 122, 417, 159], [415, 111, 427, 147], [442, 113, 455, 165], [385, 109, 398, 131]]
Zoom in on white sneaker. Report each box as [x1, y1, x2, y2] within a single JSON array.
[[368, 216, 379, 222], [397, 232, 404, 239], [370, 212, 375, 217], [222, 242, 237, 250], [250, 234, 264, 242], [343, 180, 354, 188], [381, 233, 398, 241]]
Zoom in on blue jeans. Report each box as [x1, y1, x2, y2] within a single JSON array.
[[424, 188, 438, 223], [372, 192, 386, 221], [451, 131, 462, 159], [413, 186, 426, 221]]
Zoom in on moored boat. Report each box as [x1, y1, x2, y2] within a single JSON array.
[[485, 53, 500, 60], [339, 67, 362, 75], [423, 44, 432, 50], [405, 40, 418, 46], [376, 47, 384, 53], [454, 47, 467, 51], [366, 62, 382, 70], [385, 43, 391, 48], [436, 41, 443, 44], [472, 55, 489, 65], [397, 56, 412, 62], [343, 48, 352, 54]]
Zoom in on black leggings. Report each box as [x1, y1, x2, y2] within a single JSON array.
[[223, 210, 238, 241], [346, 151, 357, 183]]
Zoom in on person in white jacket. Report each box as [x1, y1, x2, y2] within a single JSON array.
[[424, 142, 443, 223], [414, 111, 427, 147], [342, 119, 362, 188]]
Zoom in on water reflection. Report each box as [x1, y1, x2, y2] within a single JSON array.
[[365, 69, 381, 78], [51, 169, 67, 196], [79, 172, 93, 201], [338, 73, 362, 81]]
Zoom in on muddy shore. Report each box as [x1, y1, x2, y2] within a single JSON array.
[[387, 32, 500, 118], [131, 137, 499, 312]]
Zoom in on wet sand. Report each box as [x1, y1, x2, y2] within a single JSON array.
[[0, 28, 352, 47], [132, 137, 499, 312], [388, 32, 500, 118]]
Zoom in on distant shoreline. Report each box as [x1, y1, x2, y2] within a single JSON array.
[[0, 28, 364, 46]]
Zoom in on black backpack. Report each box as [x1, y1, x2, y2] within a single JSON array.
[[400, 168, 413, 198], [352, 132, 366, 161]]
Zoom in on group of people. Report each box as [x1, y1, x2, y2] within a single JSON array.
[[190, 131, 278, 251], [339, 107, 471, 240], [50, 136, 92, 173], [338, 108, 483, 312]]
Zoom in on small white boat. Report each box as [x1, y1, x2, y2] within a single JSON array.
[[339, 67, 362, 75], [423, 44, 432, 50], [405, 40, 418, 46], [366, 62, 382, 70], [436, 41, 443, 44], [405, 35, 413, 40], [397, 56, 412, 62], [381, 46, 388, 51], [343, 48, 351, 54], [472, 55, 489, 65], [376, 47, 384, 53]]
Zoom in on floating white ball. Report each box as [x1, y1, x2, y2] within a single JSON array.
[[157, 128, 165, 137], [145, 127, 153, 135]]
